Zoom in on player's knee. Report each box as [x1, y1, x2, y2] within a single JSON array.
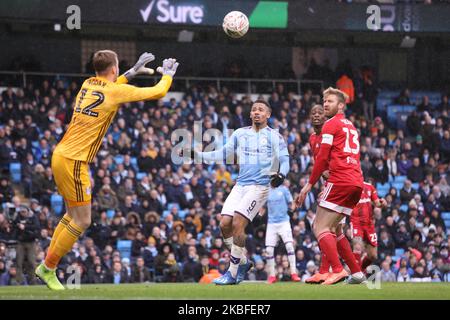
[[232, 215, 246, 233], [73, 217, 91, 230], [220, 218, 232, 233]]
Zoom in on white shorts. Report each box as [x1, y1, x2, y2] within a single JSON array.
[[221, 184, 270, 222], [265, 220, 293, 247]]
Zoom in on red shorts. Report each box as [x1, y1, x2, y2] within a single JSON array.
[[350, 222, 378, 247], [319, 182, 363, 216]]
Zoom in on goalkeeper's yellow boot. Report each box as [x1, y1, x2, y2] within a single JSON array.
[[35, 263, 65, 291]]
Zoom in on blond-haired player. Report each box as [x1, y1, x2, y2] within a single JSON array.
[[296, 87, 365, 285], [35, 50, 179, 290]]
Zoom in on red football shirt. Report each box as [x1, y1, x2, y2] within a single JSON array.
[[351, 182, 379, 226], [309, 132, 322, 160], [318, 113, 363, 186]]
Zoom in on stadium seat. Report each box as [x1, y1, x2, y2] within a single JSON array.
[[391, 182, 404, 192], [378, 90, 399, 99], [298, 211, 306, 219], [441, 212, 450, 220], [162, 210, 170, 218], [31, 141, 40, 149], [178, 210, 187, 220], [107, 209, 115, 219], [377, 182, 390, 189], [117, 240, 132, 260], [395, 248, 405, 258], [136, 172, 147, 180], [394, 175, 407, 183], [445, 220, 450, 228], [377, 189, 388, 198], [399, 204, 408, 212], [168, 203, 180, 211], [114, 155, 124, 165], [411, 182, 419, 190], [130, 157, 138, 171], [376, 184, 390, 198], [50, 194, 64, 216], [9, 162, 21, 183]]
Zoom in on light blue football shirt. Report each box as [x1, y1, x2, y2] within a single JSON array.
[[200, 126, 289, 186], [267, 185, 293, 224]]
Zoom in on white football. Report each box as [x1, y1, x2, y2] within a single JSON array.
[[223, 11, 249, 38]]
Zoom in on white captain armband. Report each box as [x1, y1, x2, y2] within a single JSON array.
[[321, 133, 334, 145]]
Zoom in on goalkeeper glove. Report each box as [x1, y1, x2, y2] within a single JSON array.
[[124, 52, 155, 81], [156, 58, 179, 77], [270, 173, 285, 188]]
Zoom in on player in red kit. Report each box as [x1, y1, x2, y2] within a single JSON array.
[[304, 104, 332, 284], [309, 104, 325, 161], [296, 87, 365, 285], [351, 181, 387, 273]]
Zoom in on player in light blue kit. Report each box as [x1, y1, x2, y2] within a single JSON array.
[[263, 183, 301, 283], [195, 100, 290, 285]]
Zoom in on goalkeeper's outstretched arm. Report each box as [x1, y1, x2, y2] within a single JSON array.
[[115, 58, 179, 104]]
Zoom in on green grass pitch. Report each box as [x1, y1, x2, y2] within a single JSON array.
[[0, 282, 450, 300]]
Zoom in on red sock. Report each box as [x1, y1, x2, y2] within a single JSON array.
[[336, 233, 361, 274], [361, 257, 373, 271], [319, 252, 330, 274], [317, 232, 343, 273], [317, 242, 330, 274], [353, 252, 362, 267]]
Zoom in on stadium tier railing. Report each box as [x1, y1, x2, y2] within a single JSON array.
[[0, 71, 324, 96]]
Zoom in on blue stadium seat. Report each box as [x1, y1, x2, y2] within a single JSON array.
[[377, 183, 390, 197], [136, 172, 147, 180], [9, 162, 21, 183], [395, 248, 405, 258], [162, 210, 170, 218], [377, 188, 389, 198], [392, 182, 404, 191], [168, 203, 180, 211], [50, 194, 64, 215], [130, 157, 138, 171], [388, 175, 394, 183], [107, 209, 115, 219], [445, 220, 450, 228], [441, 212, 450, 220], [379, 90, 399, 99], [386, 105, 416, 129], [377, 182, 390, 189], [411, 182, 419, 190], [31, 141, 40, 149], [114, 155, 124, 165], [178, 210, 187, 220], [298, 211, 306, 219], [394, 175, 407, 183], [117, 240, 132, 260], [399, 204, 408, 212]]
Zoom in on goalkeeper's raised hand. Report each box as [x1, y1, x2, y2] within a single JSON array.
[[156, 58, 179, 78], [124, 52, 156, 81]]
